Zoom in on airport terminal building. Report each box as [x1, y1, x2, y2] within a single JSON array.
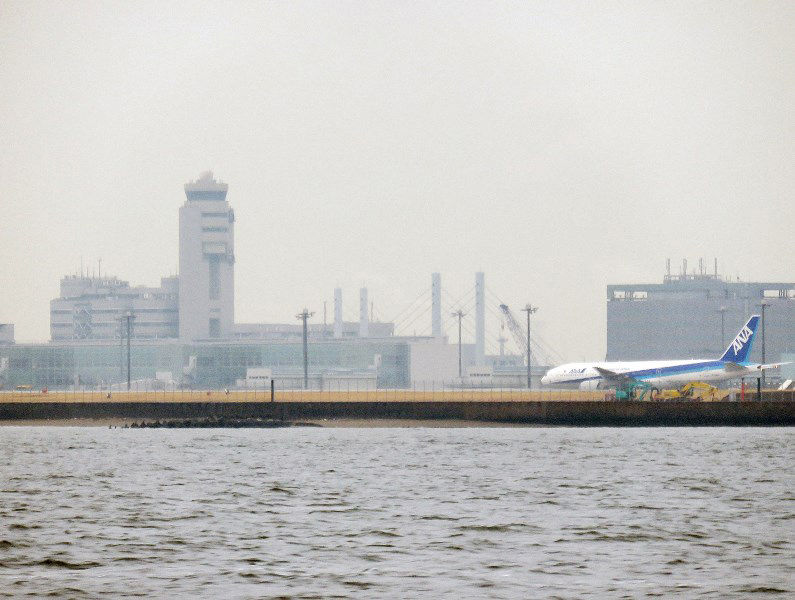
[[1, 173, 524, 391]]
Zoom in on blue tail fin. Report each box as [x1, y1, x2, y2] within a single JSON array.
[[719, 315, 760, 363]]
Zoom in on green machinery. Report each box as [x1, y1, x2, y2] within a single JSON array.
[[614, 381, 652, 401]]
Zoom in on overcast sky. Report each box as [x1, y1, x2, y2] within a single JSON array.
[[1, 1, 793, 360]]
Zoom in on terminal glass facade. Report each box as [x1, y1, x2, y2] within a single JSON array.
[[0, 341, 410, 390]]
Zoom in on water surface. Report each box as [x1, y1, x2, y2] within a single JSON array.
[[1, 427, 793, 597]]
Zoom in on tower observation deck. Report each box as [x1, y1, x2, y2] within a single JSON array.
[[179, 172, 235, 341]]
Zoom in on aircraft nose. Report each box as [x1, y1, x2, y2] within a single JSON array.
[[541, 374, 549, 385]]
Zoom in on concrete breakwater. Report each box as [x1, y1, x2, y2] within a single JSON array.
[[1, 398, 794, 426]]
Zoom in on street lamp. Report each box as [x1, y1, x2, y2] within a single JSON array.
[[452, 310, 466, 379], [296, 308, 315, 390], [521, 304, 539, 389], [120, 312, 136, 390], [757, 300, 768, 391], [717, 306, 728, 351]]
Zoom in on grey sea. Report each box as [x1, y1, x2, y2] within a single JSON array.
[[1, 426, 793, 598]]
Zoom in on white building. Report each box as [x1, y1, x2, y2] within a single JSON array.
[[179, 171, 235, 340], [50, 275, 178, 340]]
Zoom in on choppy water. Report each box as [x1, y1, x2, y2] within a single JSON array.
[[1, 427, 793, 598]]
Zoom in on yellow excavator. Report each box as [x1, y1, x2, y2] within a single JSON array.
[[654, 382, 720, 402]]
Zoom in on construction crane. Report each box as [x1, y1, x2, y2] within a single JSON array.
[[499, 303, 564, 368], [499, 304, 532, 366]]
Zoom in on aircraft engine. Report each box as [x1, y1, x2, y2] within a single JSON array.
[[579, 380, 601, 391]]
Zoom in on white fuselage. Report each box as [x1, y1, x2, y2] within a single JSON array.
[[541, 359, 763, 389]]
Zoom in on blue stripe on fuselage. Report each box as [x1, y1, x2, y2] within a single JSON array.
[[627, 361, 724, 380], [555, 360, 745, 385]]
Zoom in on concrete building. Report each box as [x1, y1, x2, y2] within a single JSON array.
[[50, 275, 178, 341], [0, 324, 13, 344], [179, 171, 235, 341], [607, 264, 795, 364], [409, 341, 460, 385]]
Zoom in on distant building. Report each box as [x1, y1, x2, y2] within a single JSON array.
[[47, 173, 401, 347], [179, 171, 235, 341], [607, 268, 795, 363], [0, 338, 411, 390], [781, 354, 795, 383], [50, 275, 178, 340], [0, 324, 13, 344], [24, 172, 481, 391], [232, 321, 394, 341]]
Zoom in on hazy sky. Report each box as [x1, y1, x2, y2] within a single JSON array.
[[1, 1, 793, 360]]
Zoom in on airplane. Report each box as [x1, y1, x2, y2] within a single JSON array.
[[540, 315, 787, 391]]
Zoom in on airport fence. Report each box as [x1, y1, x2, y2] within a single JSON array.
[[2, 382, 795, 403]]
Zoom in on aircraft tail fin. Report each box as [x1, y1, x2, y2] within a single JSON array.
[[719, 315, 760, 363]]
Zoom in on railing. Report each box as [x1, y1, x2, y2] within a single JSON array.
[[2, 383, 794, 403]]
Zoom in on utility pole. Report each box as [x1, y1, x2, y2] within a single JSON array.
[[121, 312, 135, 390], [521, 304, 539, 389], [452, 310, 466, 379], [717, 306, 728, 351], [296, 308, 314, 390], [757, 301, 768, 391], [119, 318, 124, 384]]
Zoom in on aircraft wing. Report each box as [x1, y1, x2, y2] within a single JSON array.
[[724, 361, 792, 372], [761, 362, 792, 370], [594, 366, 635, 384]]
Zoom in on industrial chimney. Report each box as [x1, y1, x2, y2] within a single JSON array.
[[334, 288, 343, 338]]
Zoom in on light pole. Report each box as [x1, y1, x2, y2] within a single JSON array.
[[296, 308, 315, 390], [717, 306, 727, 351], [452, 310, 466, 379], [121, 312, 135, 390], [521, 304, 539, 389], [757, 300, 768, 391], [119, 318, 124, 385]]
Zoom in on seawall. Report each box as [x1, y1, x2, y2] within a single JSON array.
[[2, 399, 794, 426]]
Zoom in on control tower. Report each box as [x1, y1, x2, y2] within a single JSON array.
[[179, 171, 235, 340]]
